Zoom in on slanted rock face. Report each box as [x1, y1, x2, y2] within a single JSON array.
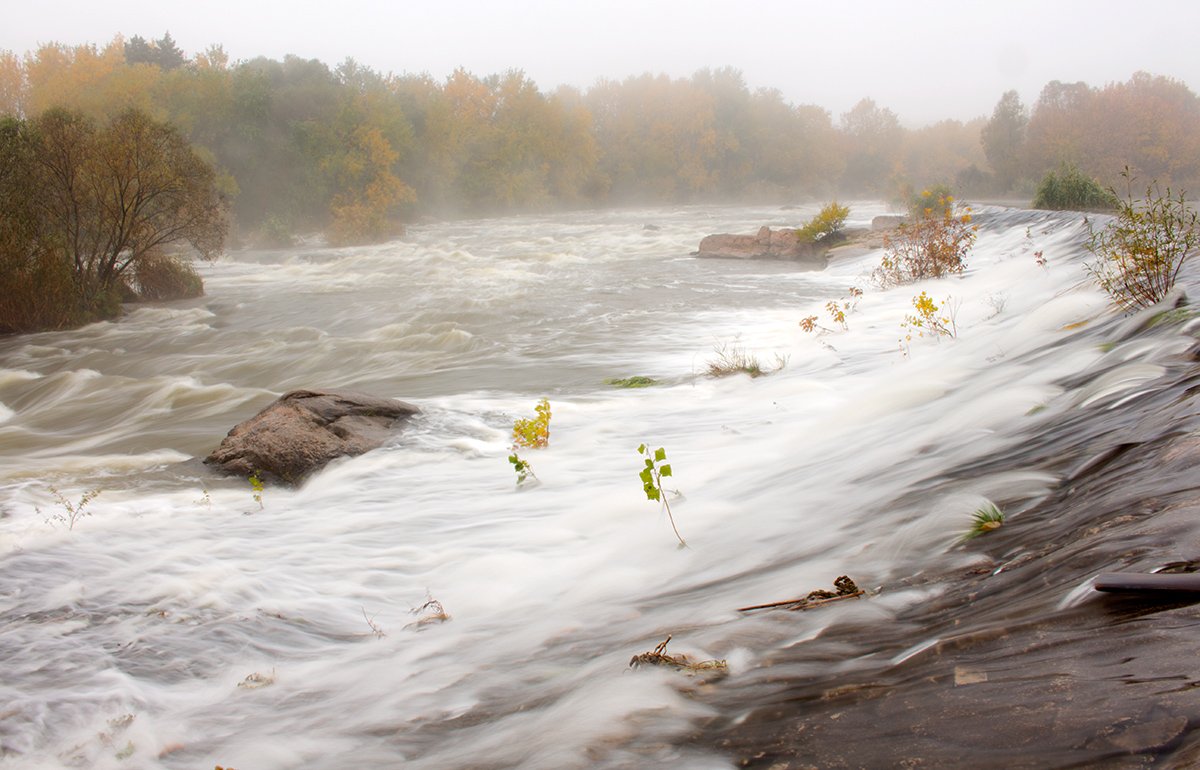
[[697, 226, 826, 266], [204, 389, 420, 485]]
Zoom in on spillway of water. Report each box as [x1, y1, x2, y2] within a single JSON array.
[[0, 202, 1190, 769]]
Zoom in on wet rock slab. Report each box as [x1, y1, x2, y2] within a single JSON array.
[[697, 326, 1200, 768], [205, 388, 419, 485]]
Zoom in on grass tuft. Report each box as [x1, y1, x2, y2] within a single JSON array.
[[961, 501, 1005, 542], [605, 375, 658, 388]]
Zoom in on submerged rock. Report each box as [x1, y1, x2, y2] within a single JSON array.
[[204, 389, 419, 485]]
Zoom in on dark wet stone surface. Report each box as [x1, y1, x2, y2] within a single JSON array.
[[205, 388, 419, 485], [696, 310, 1200, 768]]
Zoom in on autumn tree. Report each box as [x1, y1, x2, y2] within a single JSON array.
[[981, 90, 1027, 191], [0, 116, 78, 331], [587, 73, 718, 201], [542, 85, 601, 202], [215, 55, 344, 230], [472, 70, 597, 210], [839, 98, 903, 193], [1084, 73, 1200, 187], [325, 124, 413, 244], [1023, 80, 1092, 181], [0, 50, 25, 115], [902, 118, 986, 195], [8, 108, 227, 322], [691, 67, 754, 195]]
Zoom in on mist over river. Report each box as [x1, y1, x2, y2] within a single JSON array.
[[1, 202, 1193, 768]]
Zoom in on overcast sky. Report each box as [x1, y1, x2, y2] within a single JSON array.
[[6, 0, 1199, 126]]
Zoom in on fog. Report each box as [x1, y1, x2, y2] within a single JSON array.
[[5, 0, 1200, 126]]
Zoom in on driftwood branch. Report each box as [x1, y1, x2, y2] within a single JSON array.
[[737, 575, 864, 613]]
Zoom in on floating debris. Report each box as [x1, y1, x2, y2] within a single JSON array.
[[362, 607, 386, 638], [237, 670, 275, 689], [406, 596, 451, 629], [737, 575, 864, 613], [629, 635, 728, 680]]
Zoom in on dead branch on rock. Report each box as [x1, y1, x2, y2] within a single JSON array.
[[629, 635, 728, 680], [737, 575, 864, 613]]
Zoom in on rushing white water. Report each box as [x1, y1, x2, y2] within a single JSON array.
[[0, 202, 1181, 769]]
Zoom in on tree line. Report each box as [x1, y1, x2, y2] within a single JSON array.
[[981, 73, 1200, 196], [5, 36, 1199, 238], [2, 34, 1199, 332]]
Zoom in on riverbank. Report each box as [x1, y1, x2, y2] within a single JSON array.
[[699, 301, 1200, 767]]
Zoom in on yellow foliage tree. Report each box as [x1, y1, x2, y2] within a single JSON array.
[[0, 50, 25, 115], [326, 125, 414, 245]]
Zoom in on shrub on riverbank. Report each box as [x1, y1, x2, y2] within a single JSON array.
[[129, 252, 205, 301], [1032, 164, 1118, 211], [0, 251, 85, 333], [905, 185, 956, 218], [1086, 173, 1198, 310]]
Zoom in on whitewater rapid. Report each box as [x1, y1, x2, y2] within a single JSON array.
[[0, 202, 1176, 768]]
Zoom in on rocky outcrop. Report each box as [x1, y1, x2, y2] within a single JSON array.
[[871, 214, 906, 231], [205, 389, 420, 485], [697, 226, 826, 265]]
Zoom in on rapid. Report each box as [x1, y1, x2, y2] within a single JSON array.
[[0, 202, 1192, 769]]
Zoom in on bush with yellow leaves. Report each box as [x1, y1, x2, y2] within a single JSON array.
[[873, 195, 976, 288]]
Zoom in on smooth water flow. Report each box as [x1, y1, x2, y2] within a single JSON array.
[[0, 202, 1177, 768]]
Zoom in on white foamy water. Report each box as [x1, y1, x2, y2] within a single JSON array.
[[0, 202, 1184, 769]]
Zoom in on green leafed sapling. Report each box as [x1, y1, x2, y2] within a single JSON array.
[[638, 443, 686, 547]]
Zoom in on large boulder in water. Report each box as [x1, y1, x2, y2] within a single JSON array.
[[205, 389, 420, 485], [697, 226, 826, 266]]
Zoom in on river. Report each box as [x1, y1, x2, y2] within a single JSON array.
[[0, 202, 1188, 768]]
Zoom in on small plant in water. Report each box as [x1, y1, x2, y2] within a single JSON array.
[[802, 286, 863, 333], [638, 443, 685, 547], [507, 450, 538, 487], [899, 292, 958, 356], [40, 486, 101, 530], [706, 342, 763, 377], [512, 398, 551, 448], [248, 472, 264, 509], [508, 399, 551, 486], [705, 341, 786, 378], [961, 501, 1005, 542], [903, 292, 958, 338]]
